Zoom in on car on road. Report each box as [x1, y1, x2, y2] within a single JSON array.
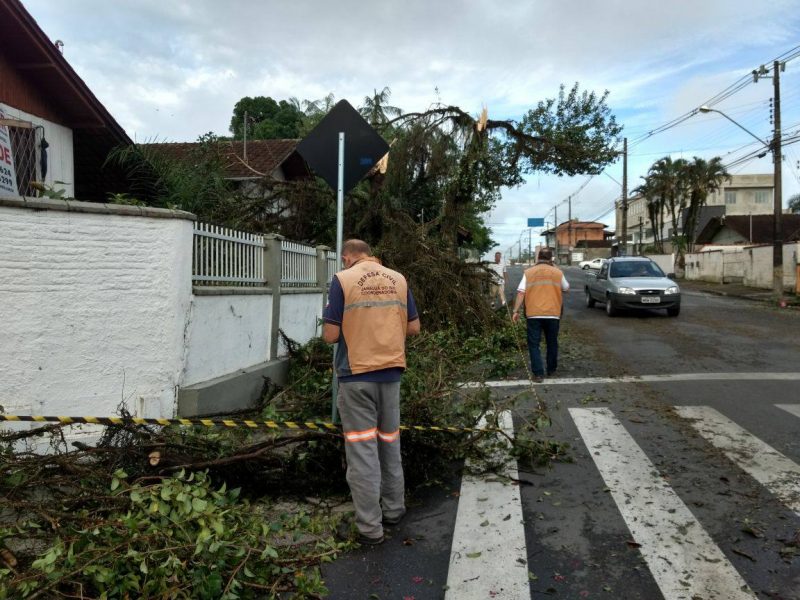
[[579, 257, 606, 270], [584, 256, 680, 317]]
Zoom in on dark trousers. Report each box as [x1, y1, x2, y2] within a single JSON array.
[[526, 318, 560, 377]]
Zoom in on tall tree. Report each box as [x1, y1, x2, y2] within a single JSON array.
[[229, 96, 305, 140], [788, 193, 800, 213], [359, 87, 401, 128], [683, 157, 729, 251]]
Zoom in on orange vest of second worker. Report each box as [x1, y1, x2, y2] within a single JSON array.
[[522, 262, 564, 318], [334, 258, 409, 376]]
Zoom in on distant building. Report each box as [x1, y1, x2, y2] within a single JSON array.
[[541, 220, 613, 262], [615, 173, 775, 251]]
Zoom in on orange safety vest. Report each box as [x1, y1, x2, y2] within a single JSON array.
[[523, 263, 564, 318], [335, 258, 409, 376]]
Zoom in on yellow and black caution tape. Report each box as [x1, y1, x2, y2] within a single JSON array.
[[0, 415, 499, 434]]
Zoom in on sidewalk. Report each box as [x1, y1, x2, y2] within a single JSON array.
[[679, 279, 799, 306]]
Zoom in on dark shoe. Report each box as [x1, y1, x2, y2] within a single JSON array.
[[533, 375, 544, 383], [356, 533, 385, 546], [382, 511, 405, 526]]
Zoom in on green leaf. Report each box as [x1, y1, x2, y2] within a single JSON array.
[[192, 497, 208, 513], [110, 478, 120, 491], [466, 552, 482, 558]]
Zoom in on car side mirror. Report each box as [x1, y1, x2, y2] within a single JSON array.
[[667, 273, 676, 280]]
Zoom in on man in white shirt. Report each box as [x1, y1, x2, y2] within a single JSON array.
[[489, 251, 506, 307], [511, 248, 569, 382]]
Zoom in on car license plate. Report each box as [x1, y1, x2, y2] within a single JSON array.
[[641, 296, 661, 304]]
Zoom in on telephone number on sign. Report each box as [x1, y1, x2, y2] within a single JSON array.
[[1, 176, 14, 187]]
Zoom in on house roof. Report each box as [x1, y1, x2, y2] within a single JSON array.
[[542, 221, 609, 235], [0, 0, 133, 200], [696, 214, 800, 245], [144, 140, 310, 180]]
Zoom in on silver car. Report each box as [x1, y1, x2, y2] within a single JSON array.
[[585, 257, 681, 317]]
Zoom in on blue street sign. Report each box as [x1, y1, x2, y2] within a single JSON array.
[[527, 218, 545, 227]]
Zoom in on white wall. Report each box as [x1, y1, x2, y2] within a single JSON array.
[[644, 254, 675, 275], [0, 200, 193, 421], [742, 243, 799, 290], [685, 250, 724, 282], [279, 291, 323, 355], [183, 292, 272, 386], [0, 103, 75, 198]]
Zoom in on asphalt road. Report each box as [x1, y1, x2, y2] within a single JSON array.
[[322, 267, 800, 600]]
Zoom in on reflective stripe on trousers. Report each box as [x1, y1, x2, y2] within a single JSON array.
[[337, 380, 405, 538]]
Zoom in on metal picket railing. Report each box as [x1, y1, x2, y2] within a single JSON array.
[[192, 222, 265, 285], [280, 240, 318, 287]]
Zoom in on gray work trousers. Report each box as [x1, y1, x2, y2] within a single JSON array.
[[337, 380, 406, 538]]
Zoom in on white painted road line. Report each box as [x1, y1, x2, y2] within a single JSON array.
[[462, 372, 800, 388], [570, 407, 756, 600], [776, 404, 800, 420], [675, 406, 800, 516], [445, 411, 529, 600]]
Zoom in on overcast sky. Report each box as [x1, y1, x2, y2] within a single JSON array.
[[23, 0, 800, 255]]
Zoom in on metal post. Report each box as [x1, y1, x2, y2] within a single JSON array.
[[772, 60, 784, 299], [332, 132, 345, 423], [243, 110, 248, 164]]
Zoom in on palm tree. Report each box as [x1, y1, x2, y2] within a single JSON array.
[[359, 87, 401, 128], [682, 157, 729, 252]]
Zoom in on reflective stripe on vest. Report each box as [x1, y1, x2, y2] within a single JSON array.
[[523, 263, 563, 318], [335, 260, 409, 376]]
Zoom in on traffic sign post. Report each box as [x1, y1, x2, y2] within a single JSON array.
[[296, 100, 390, 422]]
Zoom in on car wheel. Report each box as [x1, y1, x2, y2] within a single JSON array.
[[667, 306, 680, 317], [605, 296, 617, 317], [585, 289, 595, 308], [582, 265, 589, 270]]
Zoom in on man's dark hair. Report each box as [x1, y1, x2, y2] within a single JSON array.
[[538, 247, 554, 262]]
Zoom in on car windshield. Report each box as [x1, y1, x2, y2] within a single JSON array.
[[609, 261, 665, 278]]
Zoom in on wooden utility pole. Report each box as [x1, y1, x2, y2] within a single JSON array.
[[621, 137, 628, 255]]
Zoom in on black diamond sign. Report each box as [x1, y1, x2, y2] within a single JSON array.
[[296, 99, 389, 194]]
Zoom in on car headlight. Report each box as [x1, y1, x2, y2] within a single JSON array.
[[617, 287, 636, 295], [664, 286, 679, 295]]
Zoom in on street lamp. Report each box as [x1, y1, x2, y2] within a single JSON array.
[[696, 105, 782, 299], [698, 106, 769, 151]]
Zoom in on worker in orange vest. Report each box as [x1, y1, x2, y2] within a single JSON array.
[[511, 247, 569, 382], [323, 239, 421, 545]]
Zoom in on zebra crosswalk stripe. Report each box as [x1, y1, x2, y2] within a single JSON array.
[[674, 405, 800, 517], [775, 403, 800, 420], [445, 411, 530, 599], [570, 407, 756, 600]]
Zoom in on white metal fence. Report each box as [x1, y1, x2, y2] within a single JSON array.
[[326, 250, 338, 285], [281, 240, 317, 287], [192, 222, 265, 285], [192, 223, 328, 288]]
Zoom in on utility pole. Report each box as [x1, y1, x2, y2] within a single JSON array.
[[772, 60, 784, 298], [554, 205, 559, 261], [567, 195, 572, 265], [528, 229, 532, 265], [621, 137, 628, 255], [243, 110, 249, 164]]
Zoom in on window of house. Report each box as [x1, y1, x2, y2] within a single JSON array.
[[755, 190, 770, 204], [725, 191, 737, 205], [8, 125, 40, 196]]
